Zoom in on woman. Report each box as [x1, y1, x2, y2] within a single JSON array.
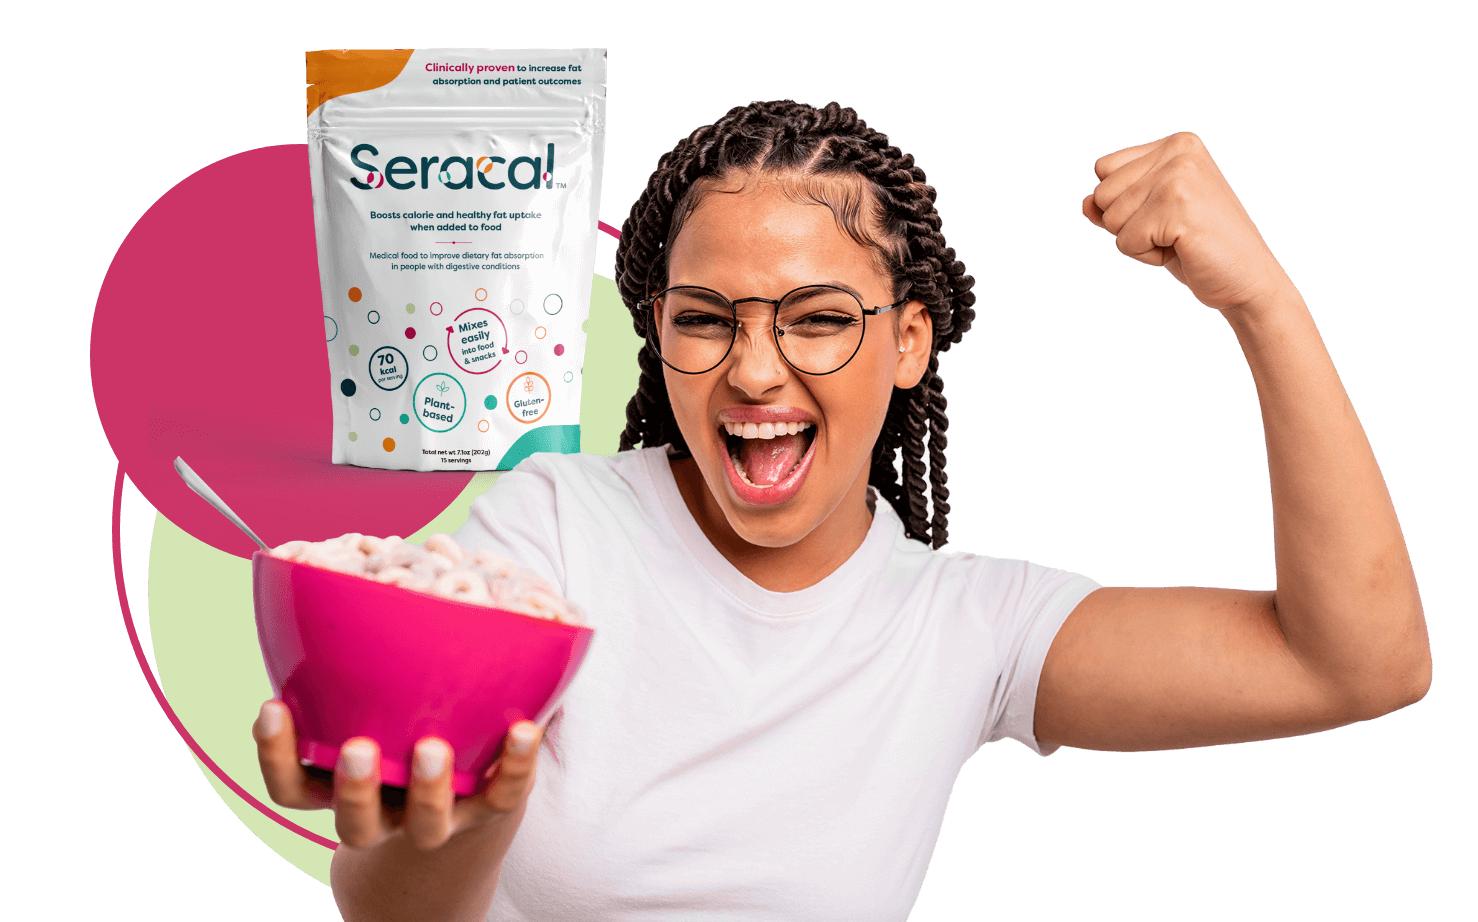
[[253, 101, 1430, 921]]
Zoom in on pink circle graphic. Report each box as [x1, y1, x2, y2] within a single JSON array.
[[405, 326, 416, 339], [554, 343, 565, 356], [91, 145, 473, 559], [515, 350, 528, 363], [430, 301, 443, 316], [445, 307, 507, 375]]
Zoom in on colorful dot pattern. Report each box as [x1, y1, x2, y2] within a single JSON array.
[[337, 286, 582, 454]]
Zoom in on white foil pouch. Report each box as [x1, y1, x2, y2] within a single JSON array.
[[307, 48, 606, 470]]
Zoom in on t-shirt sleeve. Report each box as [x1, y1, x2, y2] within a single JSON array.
[[973, 559, 1100, 756], [449, 455, 567, 593]]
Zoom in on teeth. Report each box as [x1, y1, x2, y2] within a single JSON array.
[[721, 420, 813, 439]]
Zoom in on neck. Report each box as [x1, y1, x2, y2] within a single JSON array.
[[669, 455, 874, 592]]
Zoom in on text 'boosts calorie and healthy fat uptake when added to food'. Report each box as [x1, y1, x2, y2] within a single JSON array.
[[308, 49, 607, 470]]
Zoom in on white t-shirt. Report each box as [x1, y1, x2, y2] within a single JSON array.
[[451, 447, 1099, 922]]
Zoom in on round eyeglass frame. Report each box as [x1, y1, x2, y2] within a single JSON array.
[[638, 284, 906, 376]]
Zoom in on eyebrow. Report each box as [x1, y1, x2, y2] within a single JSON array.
[[666, 280, 869, 300]]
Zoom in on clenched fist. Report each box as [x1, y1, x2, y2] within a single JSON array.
[[1083, 132, 1296, 314]]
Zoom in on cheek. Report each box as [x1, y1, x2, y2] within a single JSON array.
[[662, 369, 710, 447], [838, 354, 902, 448]]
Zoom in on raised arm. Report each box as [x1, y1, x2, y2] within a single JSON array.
[[1034, 133, 1430, 752]]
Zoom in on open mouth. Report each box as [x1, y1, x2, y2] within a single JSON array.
[[719, 420, 818, 506]]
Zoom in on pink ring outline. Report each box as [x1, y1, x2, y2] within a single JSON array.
[[109, 221, 622, 851], [111, 465, 338, 850]]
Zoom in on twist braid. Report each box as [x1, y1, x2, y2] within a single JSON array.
[[614, 100, 976, 548]]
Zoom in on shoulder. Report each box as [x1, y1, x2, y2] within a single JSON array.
[[874, 508, 1099, 602], [460, 447, 672, 557], [477, 447, 660, 509], [880, 516, 1097, 628]]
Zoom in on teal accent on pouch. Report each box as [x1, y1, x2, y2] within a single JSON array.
[[495, 424, 581, 470]]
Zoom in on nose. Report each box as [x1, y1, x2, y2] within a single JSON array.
[[725, 304, 787, 397]]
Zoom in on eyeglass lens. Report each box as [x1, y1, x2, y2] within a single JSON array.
[[654, 286, 867, 375]]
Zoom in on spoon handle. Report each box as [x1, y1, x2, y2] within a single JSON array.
[[173, 457, 270, 551]]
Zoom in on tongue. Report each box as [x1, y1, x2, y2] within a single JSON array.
[[738, 433, 808, 486]]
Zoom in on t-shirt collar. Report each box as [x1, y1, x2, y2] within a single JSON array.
[[638, 446, 902, 617]]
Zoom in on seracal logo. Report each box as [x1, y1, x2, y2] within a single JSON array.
[[350, 143, 561, 191]]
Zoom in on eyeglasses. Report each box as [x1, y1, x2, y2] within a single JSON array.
[[639, 284, 904, 376]]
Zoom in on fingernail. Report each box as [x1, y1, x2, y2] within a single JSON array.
[[507, 723, 537, 755], [339, 740, 376, 780], [257, 701, 283, 738], [413, 739, 449, 781]]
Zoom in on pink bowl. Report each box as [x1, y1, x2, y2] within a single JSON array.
[[252, 551, 594, 795]]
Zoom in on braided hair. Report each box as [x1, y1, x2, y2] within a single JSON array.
[[615, 100, 976, 549]]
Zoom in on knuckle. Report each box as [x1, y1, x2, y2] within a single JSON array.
[[1169, 131, 1203, 152], [484, 789, 519, 813], [486, 778, 534, 812], [263, 779, 296, 808], [406, 824, 446, 852], [257, 760, 300, 807], [499, 761, 536, 787], [334, 816, 374, 847], [335, 785, 379, 813], [406, 788, 450, 817]]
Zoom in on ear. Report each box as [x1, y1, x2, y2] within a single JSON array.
[[893, 301, 933, 389]]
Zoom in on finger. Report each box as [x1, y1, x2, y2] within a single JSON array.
[[1091, 150, 1160, 225], [481, 722, 542, 815], [1082, 194, 1106, 229], [403, 737, 455, 850], [1093, 137, 1168, 181], [1098, 167, 1162, 238], [1113, 202, 1177, 268], [254, 701, 330, 809], [333, 738, 390, 848]]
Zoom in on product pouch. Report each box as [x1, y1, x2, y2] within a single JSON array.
[[307, 49, 606, 470]]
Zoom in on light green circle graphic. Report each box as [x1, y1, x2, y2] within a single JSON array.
[[348, 431, 358, 442], [349, 344, 359, 356], [146, 277, 640, 882], [406, 303, 416, 314]]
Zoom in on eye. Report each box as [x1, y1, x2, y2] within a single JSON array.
[[672, 312, 734, 329], [784, 312, 859, 334]]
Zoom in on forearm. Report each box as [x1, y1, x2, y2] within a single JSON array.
[[1224, 286, 1430, 714], [330, 800, 524, 922]]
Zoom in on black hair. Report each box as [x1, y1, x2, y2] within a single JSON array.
[[614, 100, 976, 549]]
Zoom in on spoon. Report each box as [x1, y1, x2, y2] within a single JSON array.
[[173, 456, 270, 551]]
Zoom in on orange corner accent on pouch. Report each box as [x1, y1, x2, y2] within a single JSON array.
[[307, 50, 415, 116]]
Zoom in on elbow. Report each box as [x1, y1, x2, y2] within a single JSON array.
[[1340, 628, 1432, 722], [1386, 599, 1434, 714], [1393, 644, 1433, 711]]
